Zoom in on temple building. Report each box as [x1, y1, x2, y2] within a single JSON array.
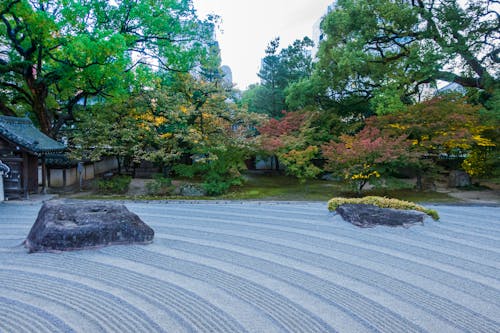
[[0, 116, 66, 199]]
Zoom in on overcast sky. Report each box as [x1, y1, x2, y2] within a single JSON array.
[[192, 0, 334, 90]]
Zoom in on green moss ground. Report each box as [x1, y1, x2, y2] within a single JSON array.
[[68, 172, 458, 203]]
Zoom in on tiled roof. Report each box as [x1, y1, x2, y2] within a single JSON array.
[[45, 153, 78, 167], [0, 116, 66, 154]]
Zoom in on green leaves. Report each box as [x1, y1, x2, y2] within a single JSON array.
[[245, 37, 315, 118], [314, 0, 498, 108], [0, 0, 214, 135]]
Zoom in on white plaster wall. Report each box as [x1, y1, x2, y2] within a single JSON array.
[[49, 169, 64, 187], [66, 168, 77, 186], [84, 164, 95, 180], [95, 157, 118, 174]]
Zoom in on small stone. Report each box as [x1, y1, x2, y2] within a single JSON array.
[[335, 204, 426, 228], [25, 200, 154, 252], [179, 184, 206, 197]]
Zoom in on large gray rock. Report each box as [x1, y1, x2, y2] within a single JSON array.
[[25, 201, 154, 253], [335, 204, 426, 228], [448, 170, 471, 188]]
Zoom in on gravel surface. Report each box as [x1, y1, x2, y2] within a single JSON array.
[[1, 201, 499, 333]]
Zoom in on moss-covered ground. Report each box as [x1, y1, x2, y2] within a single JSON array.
[[68, 172, 460, 203]]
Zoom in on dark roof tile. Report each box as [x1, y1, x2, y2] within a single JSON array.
[[0, 116, 66, 154]]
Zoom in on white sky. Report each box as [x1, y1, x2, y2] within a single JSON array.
[[192, 0, 334, 90]]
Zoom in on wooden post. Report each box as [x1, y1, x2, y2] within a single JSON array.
[[23, 152, 29, 199], [41, 154, 47, 194]]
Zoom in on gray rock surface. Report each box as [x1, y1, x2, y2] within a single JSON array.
[[24, 200, 154, 252], [335, 204, 426, 228], [178, 184, 206, 197], [448, 170, 471, 187]]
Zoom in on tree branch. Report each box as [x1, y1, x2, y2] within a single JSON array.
[[0, 99, 17, 116]]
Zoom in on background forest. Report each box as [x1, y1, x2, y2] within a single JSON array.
[[1, 0, 498, 196]]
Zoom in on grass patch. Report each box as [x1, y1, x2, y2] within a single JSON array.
[[96, 175, 131, 194], [219, 173, 342, 201], [66, 172, 460, 203]]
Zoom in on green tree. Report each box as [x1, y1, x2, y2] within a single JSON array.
[[279, 146, 322, 184], [244, 37, 315, 117], [372, 95, 497, 187], [170, 65, 260, 195], [255, 37, 286, 118], [313, 0, 499, 111], [0, 0, 213, 135]]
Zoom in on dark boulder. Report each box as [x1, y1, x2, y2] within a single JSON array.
[[25, 201, 154, 253], [335, 204, 426, 228], [448, 170, 471, 188]]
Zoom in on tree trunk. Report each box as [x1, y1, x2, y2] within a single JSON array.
[[416, 173, 423, 191], [25, 68, 52, 135], [273, 155, 280, 171], [116, 156, 122, 175]]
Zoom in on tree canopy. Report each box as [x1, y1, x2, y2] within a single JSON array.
[[305, 0, 499, 111], [0, 0, 214, 135], [243, 36, 315, 117]]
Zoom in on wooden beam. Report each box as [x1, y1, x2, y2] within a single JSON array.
[[41, 155, 47, 194]]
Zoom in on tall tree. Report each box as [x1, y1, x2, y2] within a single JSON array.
[[256, 37, 286, 118], [245, 36, 315, 118], [314, 0, 499, 110], [0, 0, 213, 135]]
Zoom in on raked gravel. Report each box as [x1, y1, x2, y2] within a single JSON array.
[[0, 201, 499, 333]]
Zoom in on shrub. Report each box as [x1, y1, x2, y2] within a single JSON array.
[[96, 175, 131, 194], [146, 175, 174, 196], [174, 145, 248, 196], [328, 196, 439, 220], [322, 124, 411, 193], [279, 146, 322, 184]]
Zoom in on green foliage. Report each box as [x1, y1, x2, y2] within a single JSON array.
[[0, 0, 215, 135], [175, 144, 249, 196], [166, 68, 259, 196], [96, 176, 131, 194], [146, 175, 174, 196], [279, 146, 322, 184], [244, 37, 315, 117], [258, 110, 326, 181], [327, 196, 440, 221], [293, 0, 499, 114], [372, 95, 498, 184]]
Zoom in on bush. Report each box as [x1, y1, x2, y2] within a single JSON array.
[[96, 175, 131, 194], [174, 146, 248, 196], [328, 196, 439, 220], [146, 175, 174, 196], [203, 181, 231, 196]]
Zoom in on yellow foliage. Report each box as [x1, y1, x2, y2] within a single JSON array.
[[137, 112, 167, 126], [350, 171, 380, 180], [472, 135, 496, 147], [389, 123, 408, 130]]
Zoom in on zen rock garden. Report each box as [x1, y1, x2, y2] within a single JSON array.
[[24, 200, 154, 253]]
